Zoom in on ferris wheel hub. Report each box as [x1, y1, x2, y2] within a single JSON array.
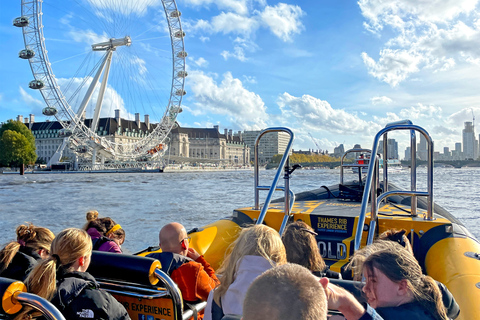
[[92, 36, 132, 51]]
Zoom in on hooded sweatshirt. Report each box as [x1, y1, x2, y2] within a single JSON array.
[[203, 255, 274, 320]]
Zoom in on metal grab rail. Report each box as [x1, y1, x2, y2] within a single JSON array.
[[354, 121, 434, 251], [154, 269, 184, 320], [14, 292, 66, 320], [254, 127, 295, 235], [340, 148, 374, 185]]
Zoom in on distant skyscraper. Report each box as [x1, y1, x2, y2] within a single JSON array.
[[443, 147, 450, 158], [404, 147, 411, 161], [418, 134, 428, 160], [462, 122, 477, 160], [333, 144, 345, 158]]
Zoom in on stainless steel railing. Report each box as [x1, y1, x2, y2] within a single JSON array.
[[254, 127, 295, 235], [354, 120, 434, 251]]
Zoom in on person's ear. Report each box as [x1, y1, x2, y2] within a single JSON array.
[[398, 279, 409, 296], [78, 256, 86, 267]]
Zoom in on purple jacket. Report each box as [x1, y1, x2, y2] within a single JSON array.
[[86, 228, 122, 254]]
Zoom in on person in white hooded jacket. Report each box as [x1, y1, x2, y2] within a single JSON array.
[[203, 225, 287, 320]]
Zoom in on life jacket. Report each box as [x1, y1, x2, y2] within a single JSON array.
[[146, 252, 192, 275]]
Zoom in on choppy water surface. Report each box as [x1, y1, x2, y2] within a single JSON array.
[[1, 167, 479, 253]]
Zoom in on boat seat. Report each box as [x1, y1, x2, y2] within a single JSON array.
[[89, 251, 206, 320], [0, 277, 66, 320]]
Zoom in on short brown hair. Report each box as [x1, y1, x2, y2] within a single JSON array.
[[243, 263, 327, 320]]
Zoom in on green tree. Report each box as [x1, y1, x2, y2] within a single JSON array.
[[0, 120, 37, 167]]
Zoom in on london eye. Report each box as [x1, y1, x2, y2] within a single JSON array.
[[15, 0, 187, 169]]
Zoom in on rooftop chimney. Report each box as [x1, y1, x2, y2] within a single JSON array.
[[24, 118, 29, 124], [115, 109, 120, 123], [17, 115, 23, 123], [29, 114, 34, 129], [135, 113, 140, 128], [224, 129, 228, 137], [145, 114, 150, 130], [214, 125, 219, 132]]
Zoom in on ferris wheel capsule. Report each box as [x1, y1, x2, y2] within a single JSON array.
[[13, 16, 29, 27], [170, 10, 181, 18], [177, 71, 188, 78], [59, 128, 73, 137], [174, 30, 185, 38], [42, 106, 57, 116], [177, 51, 188, 58], [170, 106, 183, 113], [29, 80, 44, 89], [19, 49, 35, 59], [175, 89, 186, 96]]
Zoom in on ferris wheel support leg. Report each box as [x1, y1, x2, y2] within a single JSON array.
[[76, 51, 111, 122], [47, 138, 69, 168], [92, 149, 97, 169], [91, 50, 113, 133]]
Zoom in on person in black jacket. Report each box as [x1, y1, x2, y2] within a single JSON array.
[[282, 220, 341, 279], [19, 228, 130, 320], [0, 223, 54, 281]]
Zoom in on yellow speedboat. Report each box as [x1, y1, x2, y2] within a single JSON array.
[[2, 121, 478, 320]]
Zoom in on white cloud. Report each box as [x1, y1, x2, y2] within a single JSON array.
[[194, 57, 208, 67], [398, 103, 442, 120], [243, 75, 257, 84], [362, 50, 423, 86], [19, 87, 44, 108], [277, 92, 381, 135], [183, 0, 249, 15], [199, 36, 210, 42], [210, 12, 259, 35], [358, 0, 480, 86], [358, 0, 478, 32], [221, 47, 247, 61], [186, 70, 268, 129], [371, 96, 393, 105], [259, 3, 305, 42]]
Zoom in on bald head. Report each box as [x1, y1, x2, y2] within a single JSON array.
[[159, 222, 188, 254]]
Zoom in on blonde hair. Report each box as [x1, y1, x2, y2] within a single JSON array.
[[282, 221, 326, 273], [0, 223, 54, 273], [360, 242, 448, 320], [83, 210, 99, 230], [213, 224, 286, 303], [25, 228, 92, 300]]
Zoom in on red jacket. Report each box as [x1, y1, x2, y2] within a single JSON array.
[[170, 255, 220, 302]]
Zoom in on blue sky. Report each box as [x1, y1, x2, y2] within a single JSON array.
[[1, 0, 480, 156]]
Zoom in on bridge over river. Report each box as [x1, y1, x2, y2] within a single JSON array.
[[267, 160, 480, 170]]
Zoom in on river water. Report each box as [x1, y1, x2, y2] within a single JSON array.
[[1, 167, 479, 253]]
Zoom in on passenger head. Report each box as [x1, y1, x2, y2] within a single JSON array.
[[214, 225, 286, 301], [360, 242, 448, 320], [84, 212, 125, 246], [243, 263, 327, 320], [102, 217, 125, 246], [159, 222, 189, 255], [26, 228, 93, 300], [0, 223, 54, 272], [282, 220, 325, 273], [378, 228, 413, 255]]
